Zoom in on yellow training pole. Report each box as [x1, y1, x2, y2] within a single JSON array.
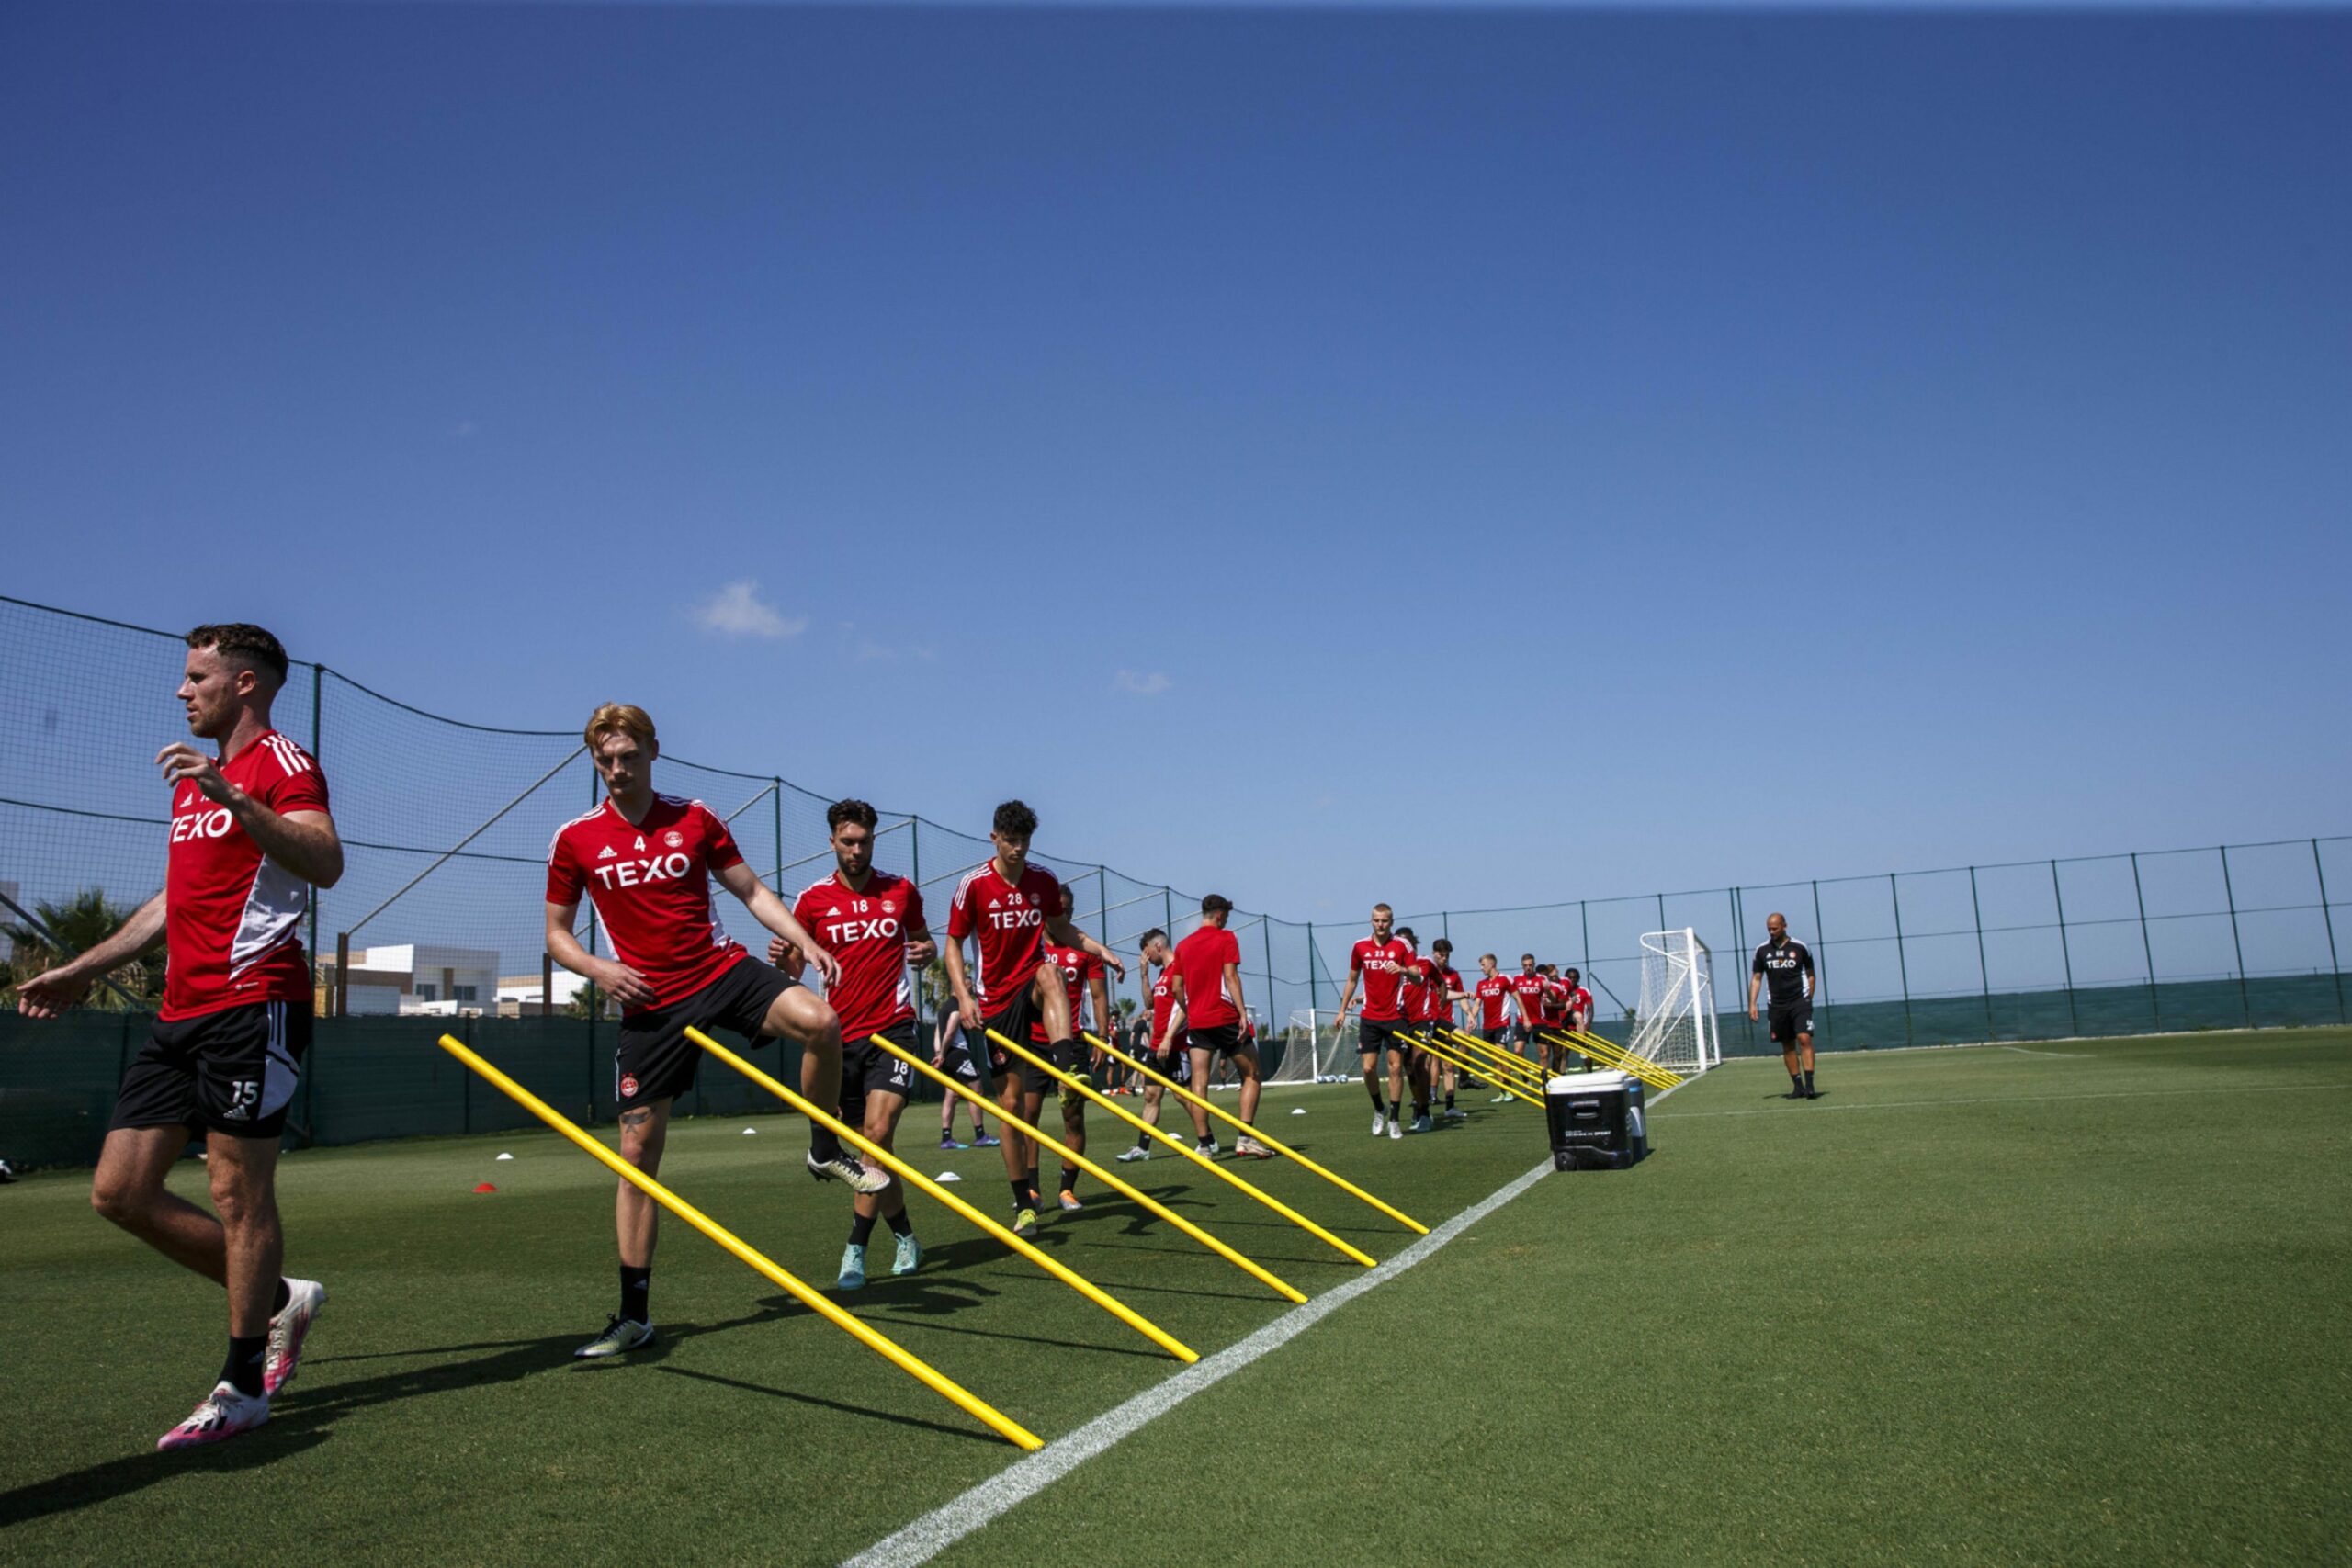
[[865, 1033, 1305, 1303], [1553, 1031, 1681, 1089], [1409, 1032, 1544, 1106], [989, 1031, 1378, 1269], [433, 1034, 1041, 1451], [1082, 1031, 1426, 1236], [1442, 1030, 1548, 1091], [686, 1030, 1197, 1364], [1552, 1031, 1682, 1089]]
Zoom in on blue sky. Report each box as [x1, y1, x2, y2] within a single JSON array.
[[4, 1, 2346, 927]]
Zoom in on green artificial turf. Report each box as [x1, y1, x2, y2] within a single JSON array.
[[3, 1032, 2346, 1566]]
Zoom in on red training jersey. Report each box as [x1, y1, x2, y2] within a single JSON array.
[[1507, 971, 1548, 1023], [1172, 924, 1243, 1030], [1149, 964, 1179, 1047], [1433, 965, 1463, 1028], [1565, 985, 1593, 1021], [947, 860, 1062, 1010], [162, 729, 331, 1021], [1350, 937, 1414, 1021], [1032, 941, 1103, 1043], [793, 870, 924, 1040], [1475, 975, 1512, 1031], [1540, 979, 1568, 1025], [547, 795, 747, 1014]]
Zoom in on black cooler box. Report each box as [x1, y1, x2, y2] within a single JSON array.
[[1545, 1070, 1649, 1170]]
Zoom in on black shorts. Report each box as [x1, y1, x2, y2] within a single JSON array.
[[111, 999, 311, 1140], [1481, 1027, 1510, 1048], [1188, 1023, 1250, 1059], [1769, 998, 1815, 1045], [937, 1030, 984, 1089], [988, 1023, 1084, 1099], [616, 956, 795, 1111], [1357, 1017, 1406, 1055], [977, 990, 1042, 1063], [841, 1019, 920, 1124]]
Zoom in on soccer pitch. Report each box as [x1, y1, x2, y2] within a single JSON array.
[[5, 1031, 2346, 1566]]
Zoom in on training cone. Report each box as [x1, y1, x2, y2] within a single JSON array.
[[743, 1127, 758, 1135], [472, 1182, 497, 1193], [495, 1152, 514, 1161], [1292, 1107, 1307, 1115], [936, 1170, 962, 1182]]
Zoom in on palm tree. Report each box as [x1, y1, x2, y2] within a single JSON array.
[[2, 886, 163, 1010]]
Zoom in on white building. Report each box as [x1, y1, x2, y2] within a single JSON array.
[[327, 942, 502, 1017]]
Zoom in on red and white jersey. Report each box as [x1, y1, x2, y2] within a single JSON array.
[[1349, 937, 1414, 1021], [1475, 975, 1512, 1032], [1031, 941, 1103, 1043], [1540, 978, 1568, 1024], [1506, 971, 1548, 1023], [794, 870, 924, 1041], [1433, 965, 1464, 1028], [547, 795, 747, 1014], [1564, 985, 1593, 1021], [1172, 924, 1243, 1030], [162, 729, 330, 1021], [1396, 955, 1428, 1023], [1148, 964, 1179, 1046], [946, 860, 1062, 1010]]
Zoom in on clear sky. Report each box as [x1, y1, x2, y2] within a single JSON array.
[[4, 1, 2346, 926]]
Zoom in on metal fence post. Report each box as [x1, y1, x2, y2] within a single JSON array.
[[2050, 861, 2079, 1036], [2220, 845, 2250, 1026], [1890, 872, 1914, 1046], [1729, 886, 1752, 1051], [1810, 881, 1829, 1049], [1306, 922, 1318, 1012], [2314, 840, 2345, 1025], [771, 780, 785, 892], [2130, 852, 2161, 1030], [308, 663, 322, 993], [1262, 918, 1274, 1025], [1968, 866, 1993, 1038], [1578, 900, 1591, 984]]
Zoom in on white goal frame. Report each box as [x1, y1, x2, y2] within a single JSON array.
[[1626, 929, 1722, 1074], [1272, 1009, 1356, 1085]]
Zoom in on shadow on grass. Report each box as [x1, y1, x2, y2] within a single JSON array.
[[652, 1365, 1003, 1444]]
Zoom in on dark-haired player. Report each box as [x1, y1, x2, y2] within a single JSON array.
[[943, 800, 1125, 1237], [1170, 895, 1272, 1158], [1748, 912, 1821, 1099], [775, 798, 938, 1289], [1560, 967, 1594, 1068], [1507, 953, 1548, 1074], [1118, 927, 1188, 1163], [1332, 904, 1414, 1140], [933, 1000, 997, 1150], [548, 705, 882, 1359], [1035, 884, 1114, 1208], [17, 624, 343, 1449], [1428, 938, 1468, 1121], [1393, 927, 1436, 1133]]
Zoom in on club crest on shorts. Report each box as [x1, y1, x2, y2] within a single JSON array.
[[620, 1074, 639, 1098]]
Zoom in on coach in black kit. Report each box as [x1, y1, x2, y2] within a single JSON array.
[[1747, 912, 1820, 1100]]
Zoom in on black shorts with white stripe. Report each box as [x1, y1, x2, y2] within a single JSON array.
[[110, 998, 312, 1140]]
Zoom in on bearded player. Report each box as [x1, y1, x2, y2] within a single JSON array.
[[943, 800, 1125, 1238], [773, 798, 938, 1290], [548, 705, 882, 1359], [1332, 904, 1415, 1140], [17, 625, 341, 1449]]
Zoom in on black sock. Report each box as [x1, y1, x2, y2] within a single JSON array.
[[620, 1266, 650, 1325], [1059, 1165, 1079, 1195], [810, 1126, 844, 1162], [848, 1211, 876, 1247], [1011, 1180, 1031, 1209], [1414, 1102, 1428, 1118], [1444, 1093, 1455, 1110], [885, 1209, 914, 1237], [270, 1278, 291, 1317], [1804, 1070, 1816, 1091], [1792, 1071, 1804, 1090], [1367, 1082, 1385, 1111], [222, 1334, 267, 1398], [1024, 1165, 1040, 1200], [1134, 1128, 1151, 1150]]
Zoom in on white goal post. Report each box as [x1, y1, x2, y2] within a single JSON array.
[[1627, 929, 1722, 1075], [1272, 1009, 1357, 1085]]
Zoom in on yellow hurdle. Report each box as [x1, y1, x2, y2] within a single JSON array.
[[1441, 1030, 1549, 1091], [864, 1033, 1306, 1303], [1082, 1031, 1427, 1235], [685, 1029, 1197, 1364], [989, 1031, 1378, 1269], [433, 1034, 1042, 1451], [1408, 1032, 1545, 1107], [1547, 1031, 1682, 1089]]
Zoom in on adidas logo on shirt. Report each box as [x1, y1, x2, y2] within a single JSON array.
[[598, 846, 617, 859]]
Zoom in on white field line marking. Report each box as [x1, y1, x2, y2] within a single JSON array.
[[841, 1077, 1688, 1568], [1658, 1081, 2352, 1120], [2002, 1045, 2092, 1058]]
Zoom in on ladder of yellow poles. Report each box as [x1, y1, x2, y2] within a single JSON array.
[[686, 1028, 1197, 1365], [435, 1034, 1042, 1450], [988, 1031, 1377, 1269]]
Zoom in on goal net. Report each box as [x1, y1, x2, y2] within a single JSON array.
[[1627, 929, 1721, 1075], [1271, 1010, 1356, 1085]]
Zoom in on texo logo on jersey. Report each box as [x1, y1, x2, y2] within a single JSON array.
[[591, 853, 694, 889], [989, 907, 1045, 931], [172, 808, 236, 842], [825, 916, 902, 943]]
